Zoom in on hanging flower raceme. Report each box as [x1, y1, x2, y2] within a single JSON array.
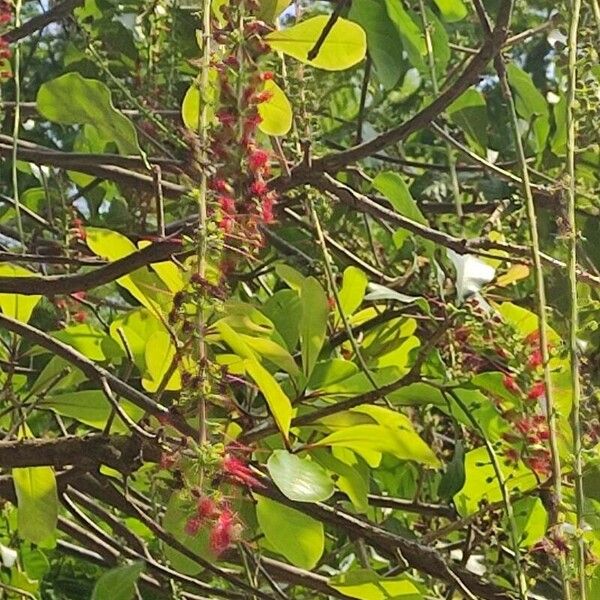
[[221, 454, 264, 489]]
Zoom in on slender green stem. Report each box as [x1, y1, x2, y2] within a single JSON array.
[[307, 198, 381, 396], [11, 0, 24, 251], [195, 0, 212, 445], [417, 0, 462, 219], [447, 390, 528, 599], [496, 40, 572, 600], [566, 0, 586, 596]]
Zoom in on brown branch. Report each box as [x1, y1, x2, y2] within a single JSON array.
[[0, 240, 181, 295], [0, 434, 156, 472], [317, 174, 600, 288], [4, 0, 84, 43], [0, 313, 196, 438], [306, 0, 349, 61], [0, 138, 187, 198], [255, 484, 514, 600], [293, 1, 514, 174]]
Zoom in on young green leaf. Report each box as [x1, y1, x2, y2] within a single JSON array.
[[91, 562, 144, 600], [37, 73, 140, 155], [299, 276, 329, 380], [337, 266, 368, 322], [432, 0, 467, 22], [329, 569, 423, 599], [348, 0, 405, 89], [244, 359, 293, 438], [258, 79, 293, 136], [13, 465, 58, 545], [265, 16, 367, 71], [0, 264, 41, 324], [267, 450, 334, 502], [255, 496, 324, 569]]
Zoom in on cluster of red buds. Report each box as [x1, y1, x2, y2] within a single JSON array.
[[54, 291, 87, 324], [0, 1, 12, 80], [500, 330, 553, 477], [184, 494, 243, 556], [160, 444, 262, 556], [206, 0, 279, 270]]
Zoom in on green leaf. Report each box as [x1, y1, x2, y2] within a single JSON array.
[[337, 267, 368, 322], [275, 263, 305, 291], [255, 496, 324, 569], [52, 324, 113, 361], [181, 69, 218, 130], [448, 89, 488, 155], [258, 79, 293, 136], [268, 450, 334, 502], [265, 16, 367, 71], [37, 72, 140, 155], [432, 0, 467, 22], [319, 420, 440, 468], [313, 448, 369, 512], [329, 569, 422, 599], [13, 465, 58, 545], [41, 390, 144, 433], [262, 290, 302, 351], [91, 562, 144, 600], [0, 264, 41, 323], [348, 0, 405, 89], [244, 359, 293, 438], [86, 228, 169, 311], [512, 497, 547, 548], [506, 63, 550, 153], [453, 446, 538, 516], [239, 334, 301, 379], [299, 276, 329, 380], [142, 330, 181, 392], [372, 172, 431, 251], [257, 0, 291, 23], [438, 440, 466, 501], [384, 0, 426, 71]]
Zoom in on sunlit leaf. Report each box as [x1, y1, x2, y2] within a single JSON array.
[[266, 16, 367, 71], [0, 264, 41, 323], [299, 276, 329, 380], [37, 72, 140, 154], [91, 562, 144, 600], [268, 450, 334, 502], [255, 496, 324, 569], [258, 79, 293, 136]]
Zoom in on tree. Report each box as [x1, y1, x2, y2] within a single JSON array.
[[0, 0, 598, 597]]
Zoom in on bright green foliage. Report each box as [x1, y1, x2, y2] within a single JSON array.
[[255, 496, 324, 569], [36, 72, 140, 155], [266, 16, 367, 71], [91, 562, 144, 600]]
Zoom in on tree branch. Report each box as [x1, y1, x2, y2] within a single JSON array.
[[4, 0, 84, 43], [0, 240, 181, 295], [0, 313, 196, 437]]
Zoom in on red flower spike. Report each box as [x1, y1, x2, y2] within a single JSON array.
[[502, 374, 520, 394], [196, 496, 219, 521], [210, 509, 237, 556], [528, 348, 543, 369], [159, 452, 177, 470], [184, 516, 203, 536], [72, 311, 87, 323], [527, 381, 546, 400], [219, 195, 236, 214], [260, 71, 274, 81], [248, 148, 270, 173], [525, 330, 540, 346], [222, 454, 264, 489], [253, 90, 274, 104], [250, 179, 268, 196]]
